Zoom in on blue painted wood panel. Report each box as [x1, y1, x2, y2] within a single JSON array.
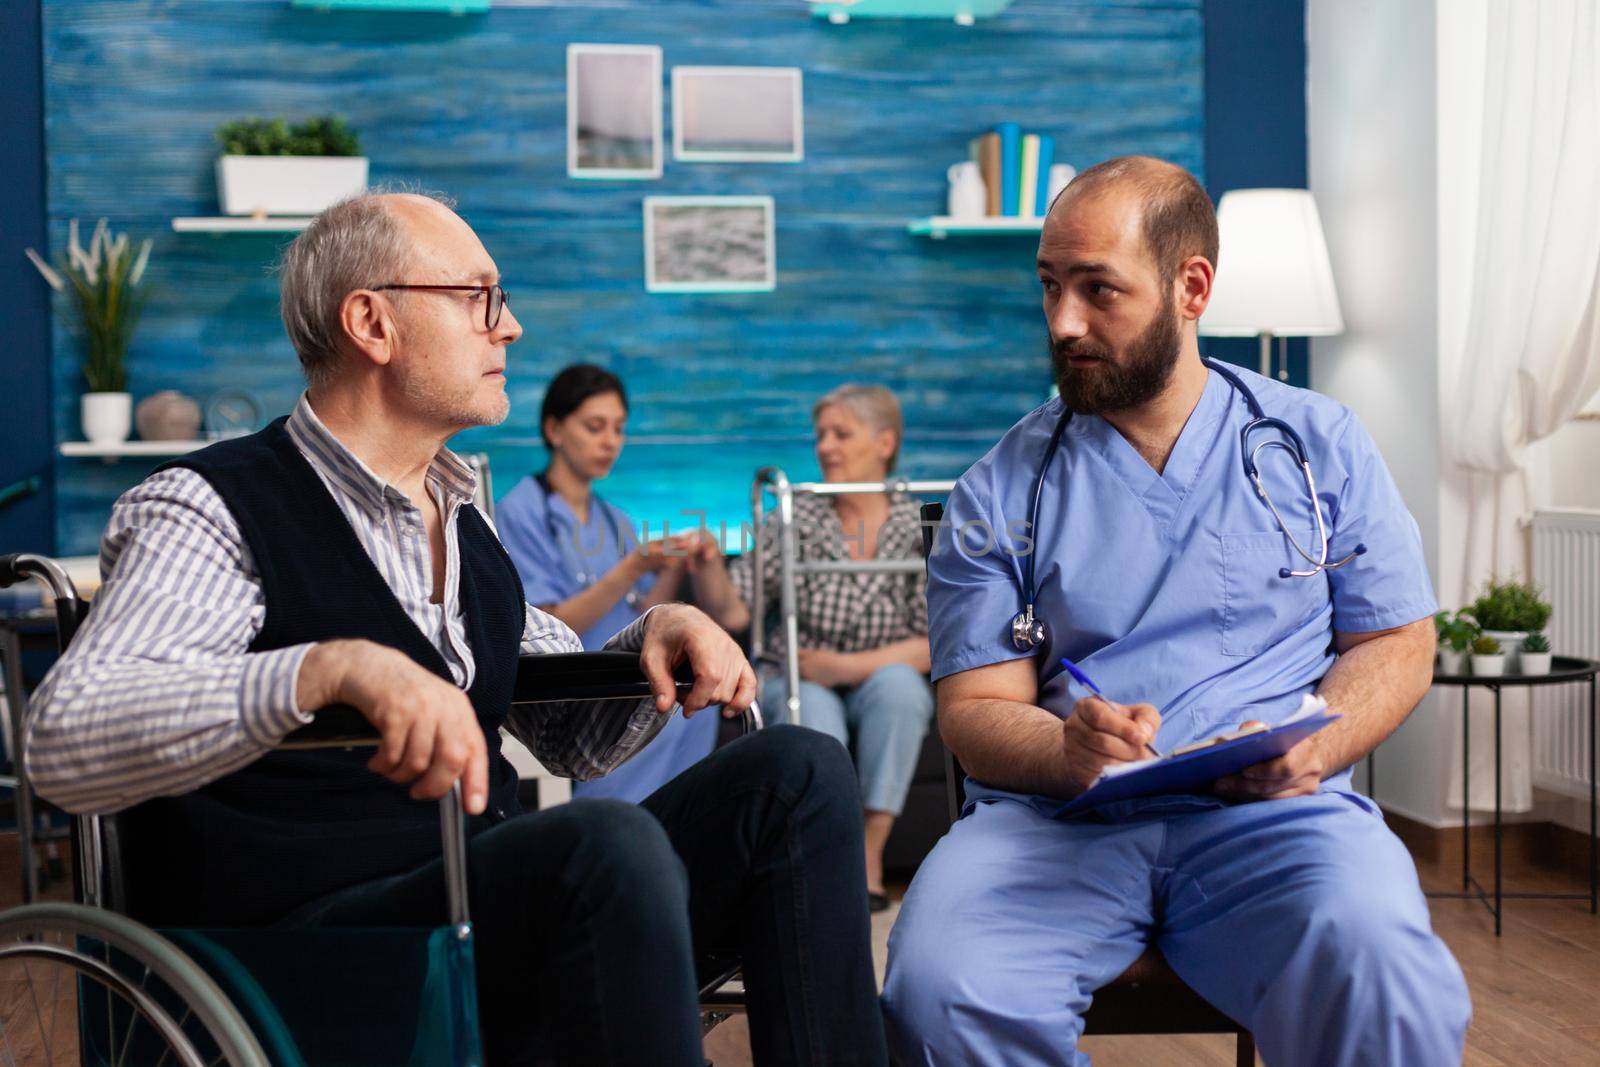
[[42, 0, 1202, 553]]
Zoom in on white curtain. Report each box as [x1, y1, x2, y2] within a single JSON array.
[[1439, 0, 1600, 812]]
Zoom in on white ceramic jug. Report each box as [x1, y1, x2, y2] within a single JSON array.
[[1046, 163, 1078, 207], [947, 161, 987, 218]]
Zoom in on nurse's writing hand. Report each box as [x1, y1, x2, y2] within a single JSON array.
[[639, 603, 757, 718], [1061, 696, 1162, 796], [1212, 722, 1325, 801]]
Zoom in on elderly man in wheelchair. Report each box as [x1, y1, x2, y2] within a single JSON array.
[[15, 190, 888, 1066]]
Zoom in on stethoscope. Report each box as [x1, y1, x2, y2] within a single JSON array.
[[535, 473, 641, 610], [1009, 358, 1367, 652]]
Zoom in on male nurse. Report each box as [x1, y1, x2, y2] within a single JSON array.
[[882, 156, 1471, 1067]]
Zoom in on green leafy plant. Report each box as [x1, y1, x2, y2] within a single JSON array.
[[1521, 632, 1551, 654], [1467, 578, 1552, 632], [25, 219, 152, 393], [1434, 610, 1480, 654], [216, 116, 361, 157], [1471, 635, 1502, 656]]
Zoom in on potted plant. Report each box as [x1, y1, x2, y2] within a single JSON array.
[[1470, 635, 1505, 677], [215, 116, 368, 217], [1433, 610, 1478, 675], [26, 219, 153, 444], [1466, 578, 1553, 673], [1519, 632, 1552, 676]]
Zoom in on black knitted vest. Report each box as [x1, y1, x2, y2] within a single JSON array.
[[118, 418, 523, 926]]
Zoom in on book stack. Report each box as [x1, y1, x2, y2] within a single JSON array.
[[969, 124, 1055, 217]]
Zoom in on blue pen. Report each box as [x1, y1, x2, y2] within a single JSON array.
[[1060, 657, 1163, 759]]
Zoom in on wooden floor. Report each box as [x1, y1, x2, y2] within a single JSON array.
[[2, 830, 1595, 1065]]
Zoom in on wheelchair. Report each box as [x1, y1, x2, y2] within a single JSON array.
[[0, 551, 753, 1065]]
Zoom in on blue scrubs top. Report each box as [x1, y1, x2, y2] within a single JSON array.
[[496, 475, 654, 650], [928, 365, 1436, 810]]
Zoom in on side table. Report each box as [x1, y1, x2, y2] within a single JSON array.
[[1427, 655, 1598, 935]]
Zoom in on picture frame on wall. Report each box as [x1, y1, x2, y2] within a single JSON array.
[[671, 67, 804, 163], [568, 43, 663, 179], [644, 196, 776, 293]]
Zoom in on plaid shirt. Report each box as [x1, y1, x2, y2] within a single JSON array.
[[25, 395, 661, 814], [730, 492, 928, 663]]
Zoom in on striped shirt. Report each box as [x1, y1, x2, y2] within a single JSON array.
[[25, 395, 663, 814]]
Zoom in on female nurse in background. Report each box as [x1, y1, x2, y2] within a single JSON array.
[[496, 363, 721, 802]]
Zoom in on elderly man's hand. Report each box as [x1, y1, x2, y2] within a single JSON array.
[[1060, 696, 1161, 797], [639, 603, 756, 718], [299, 639, 490, 815], [1212, 722, 1325, 801]]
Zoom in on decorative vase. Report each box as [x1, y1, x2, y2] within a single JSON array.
[[1437, 648, 1467, 676], [135, 390, 203, 441], [946, 161, 987, 219], [1046, 163, 1078, 206], [81, 392, 132, 445], [1481, 629, 1531, 672], [1471, 653, 1506, 678], [216, 155, 369, 217], [1519, 651, 1553, 676]]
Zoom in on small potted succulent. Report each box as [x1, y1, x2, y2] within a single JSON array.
[[1518, 632, 1552, 676], [1470, 635, 1505, 677], [1466, 578, 1552, 673], [26, 219, 153, 444], [215, 116, 368, 217], [1434, 610, 1478, 676]]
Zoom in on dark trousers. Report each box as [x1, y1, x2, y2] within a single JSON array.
[[277, 724, 888, 1067]]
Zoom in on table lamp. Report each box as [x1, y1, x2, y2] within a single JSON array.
[[1199, 188, 1344, 380]]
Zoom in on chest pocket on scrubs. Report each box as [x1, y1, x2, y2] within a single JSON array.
[[1218, 531, 1326, 657]]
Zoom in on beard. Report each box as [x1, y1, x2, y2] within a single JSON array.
[[1050, 292, 1183, 416]]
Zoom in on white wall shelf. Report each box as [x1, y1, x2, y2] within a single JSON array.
[[809, 0, 1012, 24], [171, 217, 313, 234], [60, 440, 207, 461], [290, 0, 489, 12], [907, 216, 1044, 239]]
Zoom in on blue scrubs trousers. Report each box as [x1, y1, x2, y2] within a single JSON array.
[[883, 791, 1470, 1066]]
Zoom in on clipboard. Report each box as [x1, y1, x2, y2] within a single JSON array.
[[1055, 700, 1340, 816]]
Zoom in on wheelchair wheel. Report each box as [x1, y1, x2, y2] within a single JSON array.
[[0, 902, 271, 1066]]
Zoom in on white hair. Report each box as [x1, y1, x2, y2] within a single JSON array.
[[812, 383, 905, 473], [276, 185, 457, 388]]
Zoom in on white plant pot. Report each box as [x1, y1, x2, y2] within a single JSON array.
[[1437, 648, 1467, 676], [216, 155, 370, 217], [81, 392, 132, 445], [1519, 651, 1553, 676], [1480, 629, 1535, 672], [1472, 653, 1506, 677]]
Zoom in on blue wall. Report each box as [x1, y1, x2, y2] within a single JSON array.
[[1, 0, 54, 556], [39, 0, 1204, 554], [29, 0, 1309, 556]]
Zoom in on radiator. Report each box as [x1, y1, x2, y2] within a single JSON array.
[[1531, 508, 1600, 799]]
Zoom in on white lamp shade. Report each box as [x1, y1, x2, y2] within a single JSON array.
[[1199, 188, 1344, 337]]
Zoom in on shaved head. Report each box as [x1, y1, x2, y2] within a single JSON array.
[[1048, 155, 1218, 285]]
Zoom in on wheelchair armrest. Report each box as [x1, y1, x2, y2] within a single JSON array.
[[281, 653, 697, 748], [281, 704, 377, 750], [512, 650, 693, 704]]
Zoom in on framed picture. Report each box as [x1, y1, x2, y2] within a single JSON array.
[[644, 196, 776, 293], [671, 67, 804, 163], [567, 44, 663, 179]]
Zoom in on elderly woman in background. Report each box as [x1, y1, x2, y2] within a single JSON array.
[[693, 384, 935, 910]]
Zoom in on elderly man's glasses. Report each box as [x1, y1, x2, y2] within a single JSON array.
[[374, 284, 509, 330]]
